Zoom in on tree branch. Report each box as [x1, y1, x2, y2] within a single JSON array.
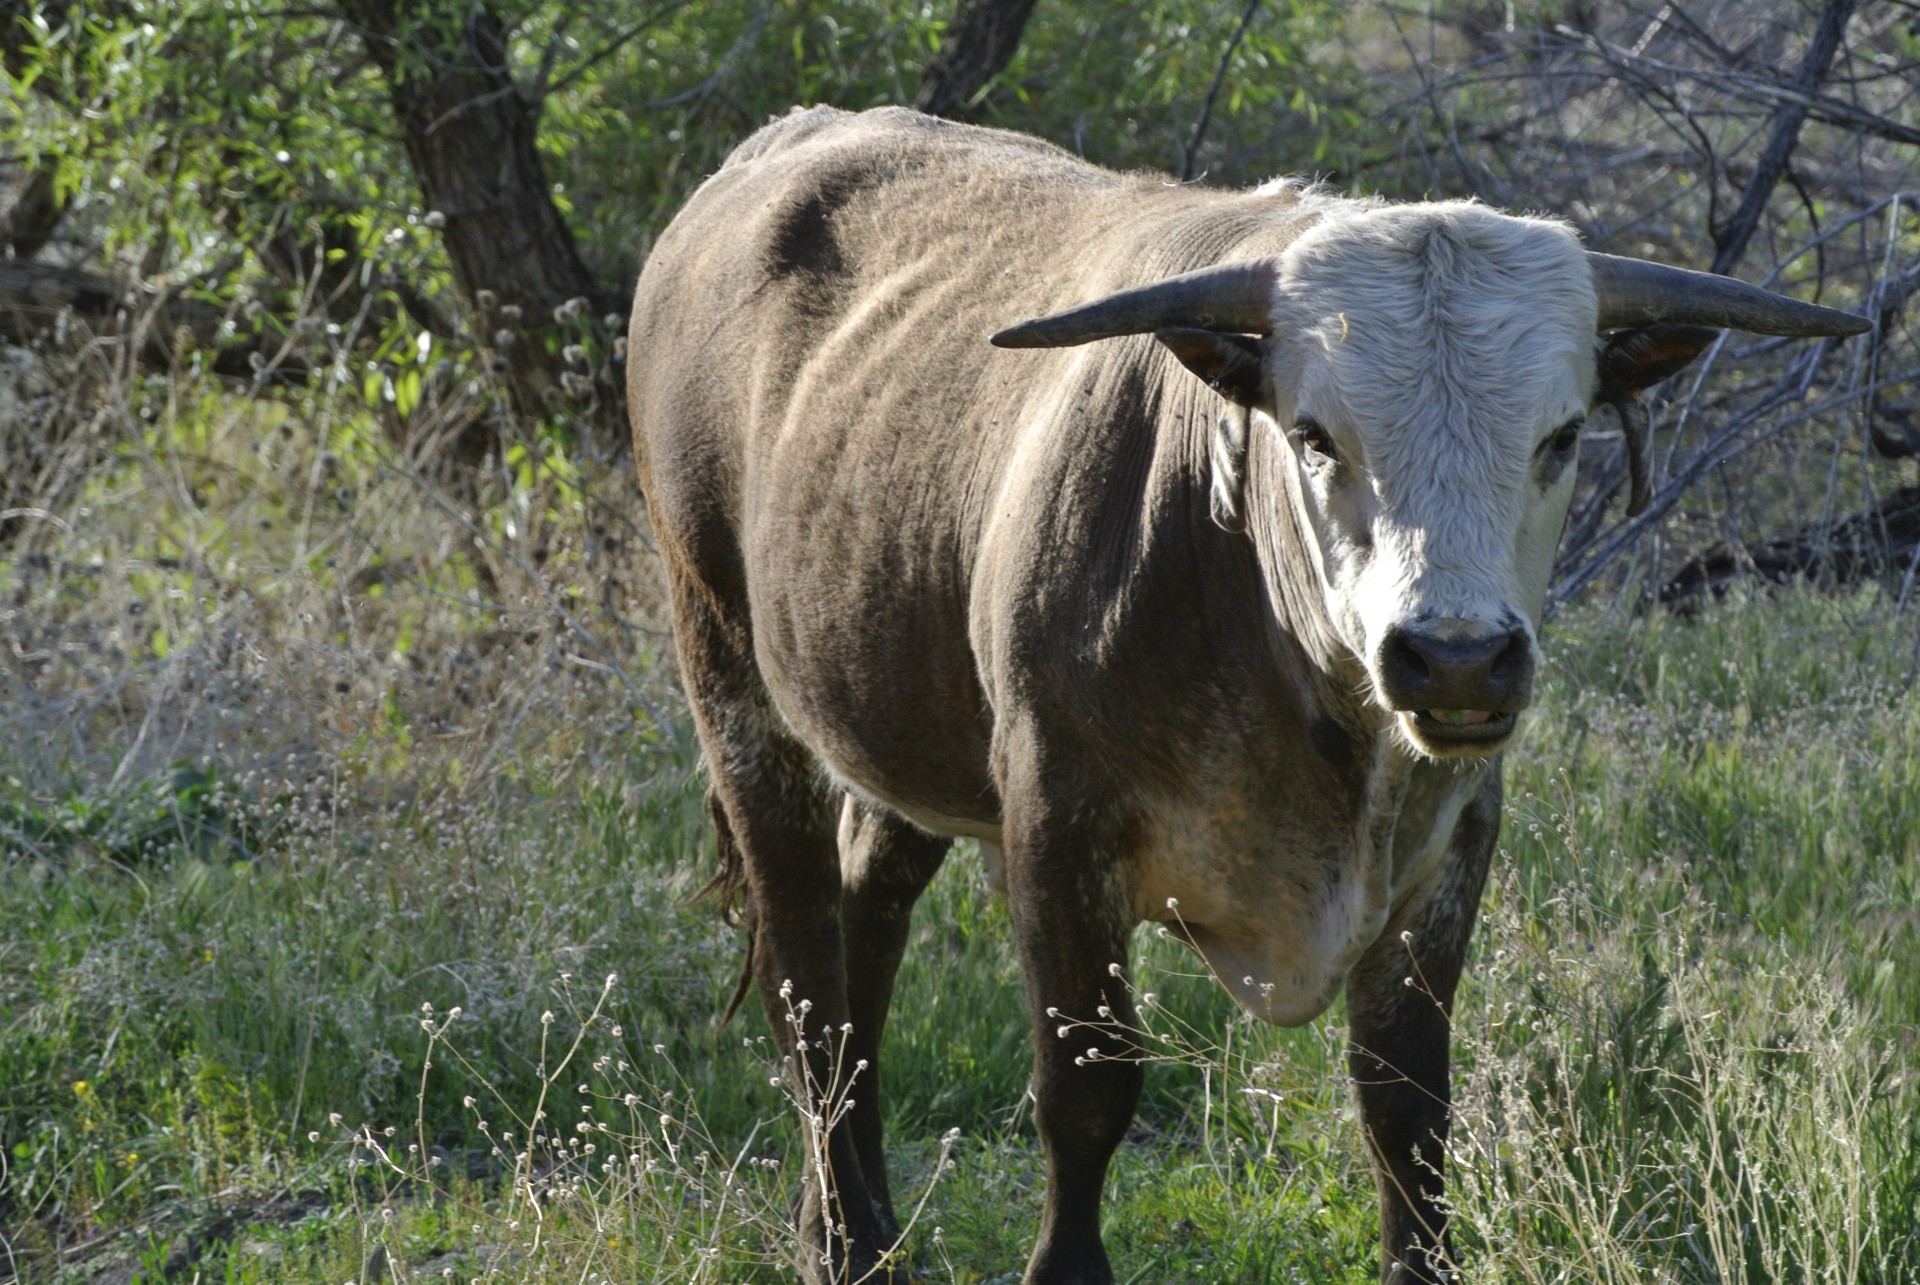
[[1181, 0, 1260, 183], [1709, 0, 1855, 275], [0, 261, 309, 381]]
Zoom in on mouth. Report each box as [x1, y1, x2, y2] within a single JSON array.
[[1402, 708, 1518, 752]]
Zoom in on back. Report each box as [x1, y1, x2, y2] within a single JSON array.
[[625, 106, 1321, 829]]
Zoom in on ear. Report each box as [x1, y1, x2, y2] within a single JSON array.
[[1596, 323, 1719, 517], [1154, 329, 1265, 407], [1598, 323, 1719, 399]]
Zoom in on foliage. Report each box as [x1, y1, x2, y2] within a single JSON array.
[[8, 1, 427, 319], [2, 0, 1361, 459], [986, 0, 1364, 180]]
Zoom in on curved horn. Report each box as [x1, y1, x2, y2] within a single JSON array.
[[1590, 253, 1871, 337], [990, 260, 1279, 349]]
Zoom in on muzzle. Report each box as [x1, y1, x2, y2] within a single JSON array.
[[1376, 616, 1535, 752]]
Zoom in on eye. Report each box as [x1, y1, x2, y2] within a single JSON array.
[[1293, 416, 1338, 465], [1539, 416, 1584, 459]]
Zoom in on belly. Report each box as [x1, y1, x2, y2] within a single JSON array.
[[747, 567, 1001, 833]]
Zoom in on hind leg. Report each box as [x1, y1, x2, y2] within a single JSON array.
[[836, 796, 951, 1230], [667, 571, 905, 1283]]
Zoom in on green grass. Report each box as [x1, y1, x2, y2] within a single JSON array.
[[3, 378, 1917, 1283], [1516, 593, 1920, 1027]]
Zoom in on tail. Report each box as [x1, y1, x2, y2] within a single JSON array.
[[693, 789, 757, 1028]]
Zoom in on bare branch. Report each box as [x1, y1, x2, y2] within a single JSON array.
[[1710, 0, 1856, 275], [0, 260, 309, 382], [1181, 0, 1260, 183], [1550, 347, 1890, 608]]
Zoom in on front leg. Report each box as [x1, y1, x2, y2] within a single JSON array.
[[1346, 772, 1500, 1283], [1001, 783, 1143, 1284]]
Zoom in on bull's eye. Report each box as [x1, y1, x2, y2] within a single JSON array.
[[1293, 416, 1338, 466], [1539, 416, 1584, 460]]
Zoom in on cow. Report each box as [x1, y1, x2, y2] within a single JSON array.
[[625, 105, 1867, 1284]]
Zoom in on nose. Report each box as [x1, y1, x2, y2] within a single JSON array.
[[1378, 619, 1534, 716]]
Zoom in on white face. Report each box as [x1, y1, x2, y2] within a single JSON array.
[[1263, 205, 1598, 758]]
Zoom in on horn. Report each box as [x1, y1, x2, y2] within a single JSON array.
[[991, 260, 1279, 349], [1589, 253, 1871, 337]]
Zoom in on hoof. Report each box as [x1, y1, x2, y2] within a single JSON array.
[[794, 1179, 914, 1284]]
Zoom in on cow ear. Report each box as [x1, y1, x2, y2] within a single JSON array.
[[1155, 329, 1265, 407], [1596, 323, 1719, 517], [1598, 323, 1719, 400]]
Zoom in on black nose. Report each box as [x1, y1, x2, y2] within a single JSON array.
[[1378, 620, 1534, 715]]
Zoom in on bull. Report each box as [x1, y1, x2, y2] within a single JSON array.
[[625, 106, 1867, 1284]]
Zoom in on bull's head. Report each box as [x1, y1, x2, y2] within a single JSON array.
[[991, 206, 1868, 758]]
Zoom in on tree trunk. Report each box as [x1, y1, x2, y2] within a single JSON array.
[[914, 0, 1038, 120], [0, 260, 308, 380], [1, 162, 65, 260], [339, 1, 626, 441], [1659, 485, 1920, 614]]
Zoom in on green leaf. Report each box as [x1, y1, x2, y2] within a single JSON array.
[[394, 368, 422, 420]]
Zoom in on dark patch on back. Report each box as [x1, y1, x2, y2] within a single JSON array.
[[764, 166, 875, 283], [765, 190, 847, 280], [1310, 714, 1355, 776]]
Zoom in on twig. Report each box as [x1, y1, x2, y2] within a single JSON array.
[[1549, 352, 1917, 608], [536, 0, 696, 101], [1709, 0, 1856, 275], [630, 0, 770, 113], [1180, 0, 1260, 183]]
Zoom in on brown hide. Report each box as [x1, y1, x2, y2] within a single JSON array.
[[629, 105, 1471, 1285], [626, 106, 1860, 1285]]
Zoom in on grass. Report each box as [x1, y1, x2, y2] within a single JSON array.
[[2, 366, 1918, 1282]]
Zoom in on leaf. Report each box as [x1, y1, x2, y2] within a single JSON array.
[[394, 368, 422, 420]]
